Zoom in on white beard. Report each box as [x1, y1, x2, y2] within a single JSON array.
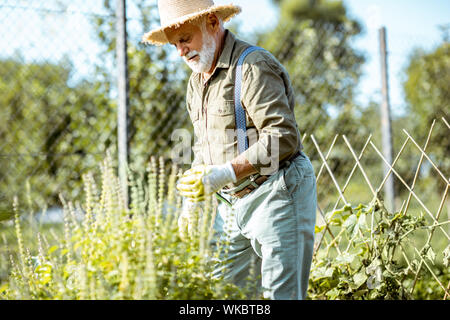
[[183, 28, 216, 74]]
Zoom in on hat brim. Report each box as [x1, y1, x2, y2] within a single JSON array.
[[142, 4, 241, 46]]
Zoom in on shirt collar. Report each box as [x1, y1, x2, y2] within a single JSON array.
[[215, 29, 235, 70], [191, 29, 236, 84]]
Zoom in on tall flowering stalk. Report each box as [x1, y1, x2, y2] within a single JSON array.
[[3, 155, 247, 300]]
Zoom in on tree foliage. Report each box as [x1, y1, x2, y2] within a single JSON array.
[[402, 32, 449, 177], [0, 1, 192, 217], [92, 0, 192, 171], [0, 58, 115, 217], [257, 0, 368, 199], [258, 0, 365, 142]]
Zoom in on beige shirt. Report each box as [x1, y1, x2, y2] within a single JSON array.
[[186, 30, 303, 185]]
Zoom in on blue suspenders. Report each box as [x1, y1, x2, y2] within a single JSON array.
[[215, 46, 266, 207], [234, 46, 265, 154]]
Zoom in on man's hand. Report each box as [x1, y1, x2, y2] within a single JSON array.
[[178, 198, 203, 241], [176, 162, 237, 201]]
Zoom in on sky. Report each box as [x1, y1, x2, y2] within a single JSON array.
[[1, 0, 449, 116], [343, 0, 449, 115]]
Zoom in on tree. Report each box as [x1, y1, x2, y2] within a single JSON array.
[[256, 0, 367, 203], [92, 1, 193, 172], [403, 30, 449, 179], [0, 58, 115, 217], [0, 1, 201, 219], [258, 0, 365, 142]]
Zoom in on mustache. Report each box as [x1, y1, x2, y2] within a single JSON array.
[[184, 51, 199, 62]]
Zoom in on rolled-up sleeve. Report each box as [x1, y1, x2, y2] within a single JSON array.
[[240, 57, 300, 174]]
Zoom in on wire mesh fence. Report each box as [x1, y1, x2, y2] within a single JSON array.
[[0, 0, 193, 214], [0, 0, 117, 213], [0, 0, 448, 299]]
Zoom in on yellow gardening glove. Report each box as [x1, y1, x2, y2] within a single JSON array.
[[178, 198, 203, 241], [176, 165, 208, 202], [176, 162, 237, 202]]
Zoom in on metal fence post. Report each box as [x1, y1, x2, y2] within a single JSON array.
[[379, 26, 395, 212], [116, 0, 130, 208]]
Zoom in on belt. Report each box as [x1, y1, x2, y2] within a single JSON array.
[[223, 150, 302, 199]]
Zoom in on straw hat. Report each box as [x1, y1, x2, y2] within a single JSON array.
[[142, 0, 241, 45]]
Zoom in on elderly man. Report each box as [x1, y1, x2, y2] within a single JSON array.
[[143, 0, 317, 300]]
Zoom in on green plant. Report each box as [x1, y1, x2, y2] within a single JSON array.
[[1, 153, 447, 300], [1, 154, 249, 300], [308, 194, 448, 300]]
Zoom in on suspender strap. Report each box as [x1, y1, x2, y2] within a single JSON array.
[[234, 46, 265, 154]]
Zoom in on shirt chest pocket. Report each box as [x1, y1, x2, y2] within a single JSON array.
[[207, 100, 236, 143]]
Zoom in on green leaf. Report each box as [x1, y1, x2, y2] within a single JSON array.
[[390, 211, 403, 223], [366, 258, 382, 276], [358, 213, 367, 230], [425, 247, 436, 265], [443, 245, 450, 268], [343, 204, 353, 212], [336, 252, 356, 265], [352, 289, 368, 298], [324, 267, 334, 278], [352, 271, 368, 289], [326, 205, 353, 224], [315, 224, 326, 234], [315, 249, 328, 261], [0, 283, 8, 294], [325, 287, 340, 300], [343, 214, 357, 232], [312, 266, 334, 280], [367, 275, 381, 290], [48, 245, 59, 255]]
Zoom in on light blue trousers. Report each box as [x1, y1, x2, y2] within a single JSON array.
[[211, 151, 317, 300]]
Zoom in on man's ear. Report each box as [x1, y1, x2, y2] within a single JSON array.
[[206, 13, 220, 33]]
